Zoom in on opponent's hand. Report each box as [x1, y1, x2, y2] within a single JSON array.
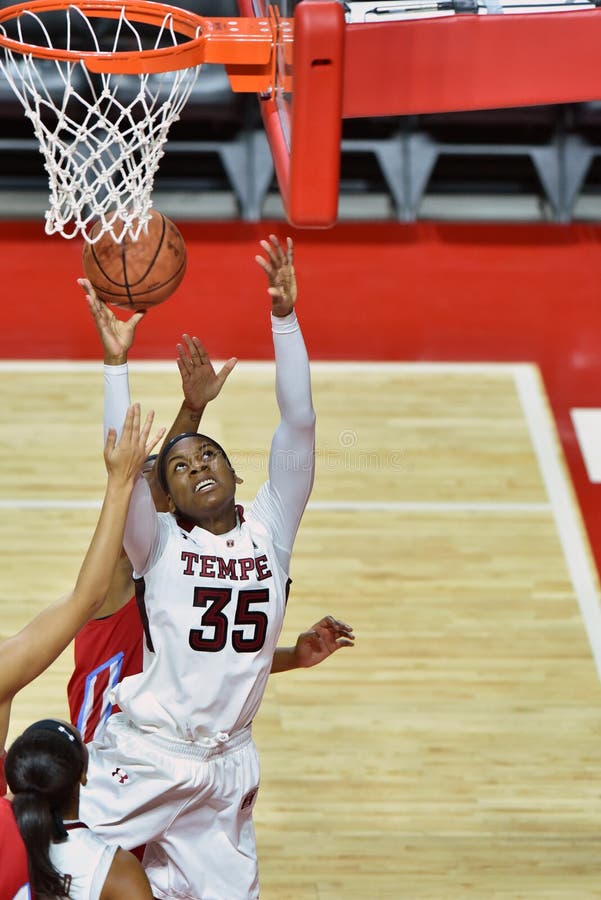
[[293, 616, 355, 669], [104, 404, 165, 482], [255, 234, 296, 317], [176, 334, 237, 413], [79, 277, 145, 365]]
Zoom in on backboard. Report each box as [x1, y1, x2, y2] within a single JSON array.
[[241, 0, 601, 229], [238, 0, 344, 228]]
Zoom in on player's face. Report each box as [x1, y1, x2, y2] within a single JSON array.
[[164, 436, 237, 524]]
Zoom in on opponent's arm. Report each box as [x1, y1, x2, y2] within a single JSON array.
[[175, 333, 237, 429], [271, 616, 355, 673], [254, 236, 316, 570], [0, 406, 163, 750]]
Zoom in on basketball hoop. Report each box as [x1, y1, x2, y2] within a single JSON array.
[[0, 0, 281, 242]]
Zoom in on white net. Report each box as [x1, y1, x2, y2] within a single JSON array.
[[0, 3, 203, 242]]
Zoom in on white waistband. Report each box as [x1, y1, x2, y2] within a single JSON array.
[[111, 715, 253, 761]]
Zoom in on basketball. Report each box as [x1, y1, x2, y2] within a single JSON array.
[[82, 210, 187, 311]]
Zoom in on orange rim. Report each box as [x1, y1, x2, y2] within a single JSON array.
[[0, 0, 209, 73]]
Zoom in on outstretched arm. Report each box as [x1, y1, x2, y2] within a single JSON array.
[[271, 616, 355, 673], [81, 279, 157, 579], [176, 333, 237, 426], [82, 281, 164, 572], [79, 278, 140, 441], [85, 292, 158, 573], [253, 236, 316, 572], [0, 405, 164, 750]]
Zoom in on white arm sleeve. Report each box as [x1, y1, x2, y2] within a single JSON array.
[[249, 311, 315, 573], [103, 363, 162, 573], [103, 363, 130, 441], [123, 477, 166, 575]]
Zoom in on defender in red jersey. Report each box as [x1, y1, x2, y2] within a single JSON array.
[[68, 594, 142, 743]]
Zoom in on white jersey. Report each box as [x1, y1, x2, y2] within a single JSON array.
[[105, 310, 314, 745], [112, 504, 289, 741], [49, 823, 117, 900]]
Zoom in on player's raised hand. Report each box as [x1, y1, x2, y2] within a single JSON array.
[[104, 404, 165, 483], [176, 334, 237, 413], [255, 234, 296, 317], [293, 615, 355, 669], [79, 277, 145, 366]]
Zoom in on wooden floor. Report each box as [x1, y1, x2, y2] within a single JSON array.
[[1, 361, 601, 898]]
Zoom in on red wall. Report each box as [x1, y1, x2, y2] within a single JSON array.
[[3, 218, 601, 573]]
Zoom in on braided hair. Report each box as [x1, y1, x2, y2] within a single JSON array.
[[5, 720, 86, 899]]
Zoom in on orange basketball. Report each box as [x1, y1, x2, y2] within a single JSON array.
[[82, 210, 187, 311]]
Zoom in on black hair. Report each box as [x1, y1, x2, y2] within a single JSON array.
[[156, 432, 232, 495], [5, 720, 86, 900]]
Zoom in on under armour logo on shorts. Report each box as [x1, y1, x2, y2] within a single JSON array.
[[111, 767, 129, 784], [240, 788, 258, 810]]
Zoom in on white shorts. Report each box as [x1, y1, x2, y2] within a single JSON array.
[[79, 713, 260, 900]]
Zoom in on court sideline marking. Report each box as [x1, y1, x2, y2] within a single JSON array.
[[515, 364, 601, 681]]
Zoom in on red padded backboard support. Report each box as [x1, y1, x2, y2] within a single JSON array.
[[241, 2, 601, 227], [238, 0, 344, 228], [343, 11, 601, 118], [287, 0, 344, 226]]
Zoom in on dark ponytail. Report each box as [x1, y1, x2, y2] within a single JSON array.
[[5, 720, 86, 900]]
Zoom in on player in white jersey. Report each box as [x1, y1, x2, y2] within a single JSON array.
[[79, 235, 316, 899], [67, 316, 353, 747], [6, 719, 153, 900]]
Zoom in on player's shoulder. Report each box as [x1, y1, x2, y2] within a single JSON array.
[[248, 481, 284, 524], [163, 511, 198, 540], [243, 514, 270, 543], [101, 846, 152, 899], [51, 825, 118, 890], [67, 823, 108, 849], [152, 510, 182, 549], [55, 823, 113, 860], [161, 511, 177, 529]]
